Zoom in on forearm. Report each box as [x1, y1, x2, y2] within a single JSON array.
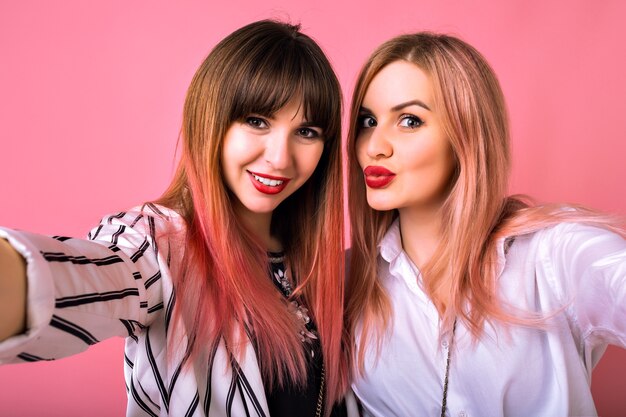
[[0, 209, 170, 363], [0, 238, 27, 341]]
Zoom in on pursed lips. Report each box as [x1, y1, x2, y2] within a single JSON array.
[[363, 165, 396, 188]]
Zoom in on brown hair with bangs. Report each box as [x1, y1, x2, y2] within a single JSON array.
[[156, 20, 348, 411]]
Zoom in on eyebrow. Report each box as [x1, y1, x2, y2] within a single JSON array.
[[259, 113, 322, 129], [360, 99, 432, 114], [299, 121, 323, 129]]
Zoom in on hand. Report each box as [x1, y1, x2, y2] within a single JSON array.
[[0, 238, 27, 341]]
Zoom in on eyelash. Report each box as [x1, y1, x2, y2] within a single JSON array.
[[357, 114, 424, 130], [358, 115, 377, 128], [244, 116, 322, 139], [398, 114, 424, 129], [296, 127, 321, 139], [245, 116, 269, 129]]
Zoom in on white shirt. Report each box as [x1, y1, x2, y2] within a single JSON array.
[[352, 220, 626, 417], [0, 204, 358, 417]]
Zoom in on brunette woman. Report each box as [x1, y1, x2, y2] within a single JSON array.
[[0, 20, 354, 417], [345, 32, 626, 417]]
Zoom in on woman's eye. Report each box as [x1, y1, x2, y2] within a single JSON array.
[[245, 116, 269, 129], [399, 114, 423, 129], [358, 115, 377, 128], [296, 127, 322, 139]]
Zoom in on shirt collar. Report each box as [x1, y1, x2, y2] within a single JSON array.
[[378, 219, 424, 295], [378, 219, 404, 264], [378, 218, 512, 279]]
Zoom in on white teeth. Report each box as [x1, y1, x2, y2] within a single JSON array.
[[252, 174, 283, 186]]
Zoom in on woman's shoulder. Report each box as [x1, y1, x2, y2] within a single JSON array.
[[90, 203, 187, 246], [501, 203, 625, 254], [498, 219, 625, 274], [532, 220, 623, 245], [102, 203, 183, 227], [138, 202, 184, 224], [518, 220, 626, 267]]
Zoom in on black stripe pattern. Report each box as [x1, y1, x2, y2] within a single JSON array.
[[41, 251, 124, 266], [50, 314, 99, 345], [17, 352, 53, 362], [56, 288, 139, 308], [5, 206, 279, 417]]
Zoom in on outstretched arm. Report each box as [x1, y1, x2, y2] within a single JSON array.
[[550, 223, 626, 352], [0, 206, 175, 364], [0, 238, 27, 341]]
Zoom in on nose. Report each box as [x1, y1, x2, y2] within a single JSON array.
[[363, 126, 392, 159], [264, 131, 291, 170]]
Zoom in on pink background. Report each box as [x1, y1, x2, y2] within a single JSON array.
[[1, 1, 625, 415]]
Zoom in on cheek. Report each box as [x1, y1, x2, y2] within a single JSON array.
[[219, 154, 236, 192], [221, 132, 248, 186], [220, 142, 236, 178], [421, 143, 456, 192], [401, 139, 453, 185], [222, 132, 250, 158], [297, 143, 325, 177], [442, 146, 457, 181], [431, 142, 455, 180], [354, 136, 367, 168], [221, 128, 239, 166]]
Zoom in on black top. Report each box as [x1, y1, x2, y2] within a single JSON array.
[[263, 253, 347, 417]]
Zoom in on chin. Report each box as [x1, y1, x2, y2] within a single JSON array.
[[248, 204, 280, 214], [365, 196, 398, 212], [238, 198, 280, 215]]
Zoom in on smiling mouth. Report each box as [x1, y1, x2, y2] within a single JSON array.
[[247, 171, 290, 195], [251, 173, 284, 187]]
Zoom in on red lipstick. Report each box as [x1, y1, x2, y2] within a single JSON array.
[[363, 166, 396, 188], [248, 171, 291, 195]]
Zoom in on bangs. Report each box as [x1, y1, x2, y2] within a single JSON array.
[[226, 34, 341, 140]]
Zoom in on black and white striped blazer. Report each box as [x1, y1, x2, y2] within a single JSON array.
[[0, 204, 358, 416]]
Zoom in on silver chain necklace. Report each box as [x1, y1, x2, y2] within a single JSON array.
[[440, 318, 457, 417], [405, 257, 457, 417]]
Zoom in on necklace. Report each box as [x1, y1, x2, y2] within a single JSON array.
[[269, 253, 325, 416], [315, 363, 325, 417], [269, 254, 318, 356], [440, 319, 457, 417], [406, 259, 457, 417]]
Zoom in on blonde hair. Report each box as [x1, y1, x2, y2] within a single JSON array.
[[156, 20, 348, 408], [345, 32, 624, 371]]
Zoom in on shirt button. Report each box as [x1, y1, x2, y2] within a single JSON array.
[[458, 411, 467, 417], [442, 340, 449, 348]]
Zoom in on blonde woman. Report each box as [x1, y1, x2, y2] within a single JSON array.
[[345, 33, 626, 417], [0, 20, 354, 417]]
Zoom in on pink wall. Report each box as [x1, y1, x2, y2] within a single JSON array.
[[1, 1, 625, 415]]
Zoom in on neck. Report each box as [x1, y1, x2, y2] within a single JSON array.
[[397, 203, 444, 271], [235, 206, 282, 253], [398, 202, 455, 310]]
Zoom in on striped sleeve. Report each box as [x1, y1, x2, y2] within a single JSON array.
[[0, 207, 174, 363]]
